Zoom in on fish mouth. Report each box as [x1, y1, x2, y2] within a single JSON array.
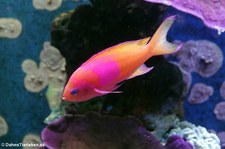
[[62, 96, 71, 101], [62, 96, 77, 102]]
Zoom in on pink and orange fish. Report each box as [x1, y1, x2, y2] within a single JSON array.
[[63, 16, 181, 102]]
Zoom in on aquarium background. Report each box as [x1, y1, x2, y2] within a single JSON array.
[[0, 0, 224, 148]]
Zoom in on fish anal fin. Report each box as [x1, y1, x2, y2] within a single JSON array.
[[127, 64, 154, 80]]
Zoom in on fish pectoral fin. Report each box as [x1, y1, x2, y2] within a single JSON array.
[[94, 88, 122, 95], [126, 64, 154, 80]]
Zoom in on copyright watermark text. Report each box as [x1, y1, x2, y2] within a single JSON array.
[[1, 142, 45, 148]]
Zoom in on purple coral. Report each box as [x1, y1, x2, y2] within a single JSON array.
[[220, 81, 225, 100], [174, 40, 223, 77], [214, 102, 225, 121], [145, 0, 225, 32], [41, 112, 166, 149], [40, 113, 197, 149], [188, 83, 213, 104], [165, 135, 193, 149]]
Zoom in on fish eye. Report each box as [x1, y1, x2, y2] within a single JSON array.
[[71, 88, 79, 95]]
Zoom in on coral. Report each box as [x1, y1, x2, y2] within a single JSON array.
[[22, 57, 49, 92], [144, 0, 225, 33], [40, 42, 67, 121], [174, 40, 223, 77], [188, 83, 213, 104], [214, 101, 225, 121], [45, 79, 65, 111], [22, 133, 43, 149], [32, 0, 62, 11], [143, 114, 180, 140], [0, 116, 8, 137], [22, 59, 38, 74], [24, 68, 49, 92], [217, 131, 225, 148], [40, 42, 65, 71], [219, 81, 225, 100], [43, 109, 64, 124], [168, 121, 221, 149], [0, 18, 22, 38], [22, 42, 67, 122], [41, 112, 166, 149], [165, 135, 193, 149]]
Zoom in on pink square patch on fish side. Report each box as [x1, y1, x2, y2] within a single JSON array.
[[92, 60, 121, 86]]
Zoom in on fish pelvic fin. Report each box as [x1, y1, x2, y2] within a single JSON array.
[[93, 84, 123, 95], [144, 16, 182, 56], [94, 88, 122, 94]]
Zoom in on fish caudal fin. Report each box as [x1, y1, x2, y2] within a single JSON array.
[[144, 16, 181, 56]]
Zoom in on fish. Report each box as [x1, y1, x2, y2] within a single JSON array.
[[63, 16, 181, 102]]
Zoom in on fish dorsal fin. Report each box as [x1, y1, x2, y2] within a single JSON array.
[[126, 64, 154, 80], [136, 37, 151, 46], [94, 88, 122, 94]]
